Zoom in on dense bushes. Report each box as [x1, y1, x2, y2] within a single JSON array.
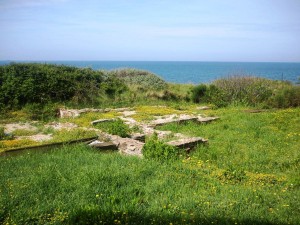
[[0, 63, 104, 109], [190, 84, 208, 103], [1, 64, 299, 111], [268, 85, 300, 108], [107, 68, 167, 91], [190, 76, 300, 108]]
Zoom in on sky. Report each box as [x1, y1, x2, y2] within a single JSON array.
[[0, 0, 300, 62]]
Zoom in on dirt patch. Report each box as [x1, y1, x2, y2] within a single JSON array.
[[46, 122, 78, 130], [16, 134, 53, 142], [4, 123, 38, 133]]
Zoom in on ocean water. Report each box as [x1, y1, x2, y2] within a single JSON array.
[[1, 61, 300, 84]]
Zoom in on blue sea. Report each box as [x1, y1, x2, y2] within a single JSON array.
[[1, 61, 300, 84]]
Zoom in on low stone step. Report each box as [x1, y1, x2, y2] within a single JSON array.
[[116, 138, 145, 157], [197, 116, 219, 123], [150, 114, 198, 127], [167, 137, 207, 150], [88, 140, 118, 150], [130, 133, 146, 142], [91, 119, 115, 125], [196, 106, 211, 110]]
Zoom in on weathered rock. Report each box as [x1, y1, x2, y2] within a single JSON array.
[[116, 138, 145, 157], [150, 114, 198, 127], [121, 111, 136, 117], [110, 107, 133, 112], [91, 119, 115, 125], [197, 116, 219, 123], [167, 137, 207, 150], [59, 109, 81, 118], [59, 107, 133, 118], [88, 140, 118, 150], [196, 106, 211, 110], [130, 133, 146, 142], [119, 117, 138, 127]]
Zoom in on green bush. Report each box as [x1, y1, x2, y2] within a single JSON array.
[[0, 63, 104, 109], [23, 103, 59, 121], [223, 167, 247, 183], [0, 127, 5, 140], [101, 75, 128, 100], [212, 76, 274, 106], [94, 119, 131, 138], [269, 86, 300, 108], [205, 84, 228, 107], [142, 134, 182, 161], [108, 68, 167, 91], [190, 84, 208, 103], [0, 126, 13, 140]]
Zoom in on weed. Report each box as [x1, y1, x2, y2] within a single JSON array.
[[12, 129, 39, 136], [51, 128, 98, 142], [142, 134, 182, 161], [0, 127, 5, 140], [94, 119, 131, 138]]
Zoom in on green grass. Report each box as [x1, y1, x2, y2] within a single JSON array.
[[0, 107, 299, 224], [94, 119, 132, 138]]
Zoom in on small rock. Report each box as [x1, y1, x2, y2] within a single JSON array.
[[122, 111, 136, 117], [197, 116, 219, 123], [196, 106, 211, 110], [91, 119, 115, 125]]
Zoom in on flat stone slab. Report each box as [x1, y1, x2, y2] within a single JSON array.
[[59, 107, 133, 118], [150, 114, 198, 127], [91, 119, 115, 125], [167, 137, 207, 150], [196, 106, 211, 110], [197, 116, 219, 123], [130, 133, 146, 142], [88, 140, 118, 150], [119, 117, 138, 127], [122, 111, 136, 117], [116, 138, 145, 157]]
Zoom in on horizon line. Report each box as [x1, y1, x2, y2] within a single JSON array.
[[1, 60, 300, 63]]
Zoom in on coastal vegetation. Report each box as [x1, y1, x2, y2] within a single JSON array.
[[0, 63, 299, 224], [1, 107, 299, 224]]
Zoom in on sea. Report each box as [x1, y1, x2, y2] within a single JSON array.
[[1, 61, 300, 84]]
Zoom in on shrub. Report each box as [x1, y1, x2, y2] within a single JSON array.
[[0, 127, 5, 140], [0, 63, 104, 109], [0, 126, 14, 141], [212, 76, 274, 106], [142, 134, 182, 161], [190, 84, 208, 103], [222, 167, 247, 183], [205, 84, 228, 107], [108, 68, 167, 91], [269, 86, 300, 108], [94, 119, 131, 138], [101, 75, 128, 100]]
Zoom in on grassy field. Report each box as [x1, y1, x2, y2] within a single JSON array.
[[0, 106, 299, 225]]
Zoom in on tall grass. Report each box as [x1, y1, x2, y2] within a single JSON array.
[[190, 76, 300, 108]]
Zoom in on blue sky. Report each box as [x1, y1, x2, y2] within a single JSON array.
[[0, 0, 299, 61]]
